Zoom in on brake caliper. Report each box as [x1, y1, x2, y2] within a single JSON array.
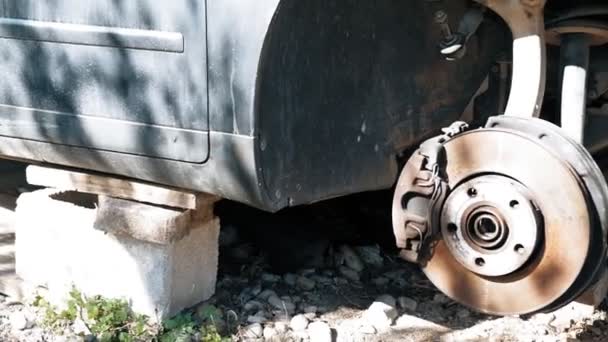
[[391, 121, 468, 263]]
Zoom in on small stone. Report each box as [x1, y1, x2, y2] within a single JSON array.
[[304, 312, 317, 320], [384, 270, 407, 281], [456, 309, 470, 319], [247, 311, 267, 324], [243, 323, 263, 339], [258, 289, 278, 300], [308, 321, 332, 342], [317, 306, 330, 314], [297, 276, 316, 291], [304, 306, 318, 314], [250, 284, 263, 297], [359, 323, 377, 335], [322, 270, 334, 277], [339, 266, 360, 282], [552, 302, 595, 329], [312, 275, 332, 286], [534, 313, 556, 325], [238, 289, 254, 304], [10, 312, 32, 331], [272, 310, 290, 321], [263, 326, 278, 339], [262, 273, 281, 283], [394, 314, 450, 333], [283, 273, 297, 286], [292, 330, 310, 341], [372, 277, 389, 287], [290, 314, 310, 331], [339, 245, 365, 272], [244, 300, 265, 312], [365, 302, 398, 329], [334, 276, 349, 286], [355, 246, 384, 267], [392, 278, 408, 288], [398, 296, 418, 312], [299, 268, 317, 276], [274, 322, 288, 334], [433, 294, 450, 304], [376, 294, 397, 308], [268, 295, 296, 314]]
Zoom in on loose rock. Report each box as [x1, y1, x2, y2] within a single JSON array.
[[247, 311, 267, 324], [355, 245, 384, 267], [339, 266, 360, 282], [359, 323, 377, 335], [457, 308, 471, 319], [263, 326, 278, 339], [297, 276, 316, 291], [250, 285, 263, 297], [365, 301, 398, 329], [312, 275, 332, 286], [398, 296, 418, 312], [384, 270, 407, 281], [394, 314, 450, 333], [339, 245, 365, 272], [274, 322, 288, 334], [376, 294, 397, 308], [10, 312, 32, 331], [262, 273, 281, 283], [290, 314, 310, 331], [283, 273, 297, 286], [534, 313, 556, 325], [372, 277, 389, 287], [308, 321, 332, 342], [299, 268, 317, 276], [258, 289, 278, 301], [433, 294, 450, 304], [303, 305, 318, 314], [268, 295, 296, 314], [244, 300, 264, 312], [243, 323, 263, 339]]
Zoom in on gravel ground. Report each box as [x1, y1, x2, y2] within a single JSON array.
[[0, 197, 606, 341]]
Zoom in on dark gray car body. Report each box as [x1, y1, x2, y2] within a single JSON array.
[[0, 0, 505, 211]]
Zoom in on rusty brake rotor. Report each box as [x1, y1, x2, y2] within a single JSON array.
[[392, 116, 608, 316]]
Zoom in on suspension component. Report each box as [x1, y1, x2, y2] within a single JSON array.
[[432, 6, 485, 61], [473, 0, 547, 118], [559, 33, 590, 144]]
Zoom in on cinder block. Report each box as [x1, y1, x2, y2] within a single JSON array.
[[15, 189, 219, 320]]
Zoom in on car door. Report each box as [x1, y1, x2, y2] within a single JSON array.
[[0, 0, 209, 163]]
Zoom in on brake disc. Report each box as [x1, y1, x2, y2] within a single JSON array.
[[392, 115, 608, 316]]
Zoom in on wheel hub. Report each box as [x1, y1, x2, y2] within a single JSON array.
[[441, 175, 541, 277]]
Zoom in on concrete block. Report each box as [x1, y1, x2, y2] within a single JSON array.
[[15, 189, 219, 320]]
